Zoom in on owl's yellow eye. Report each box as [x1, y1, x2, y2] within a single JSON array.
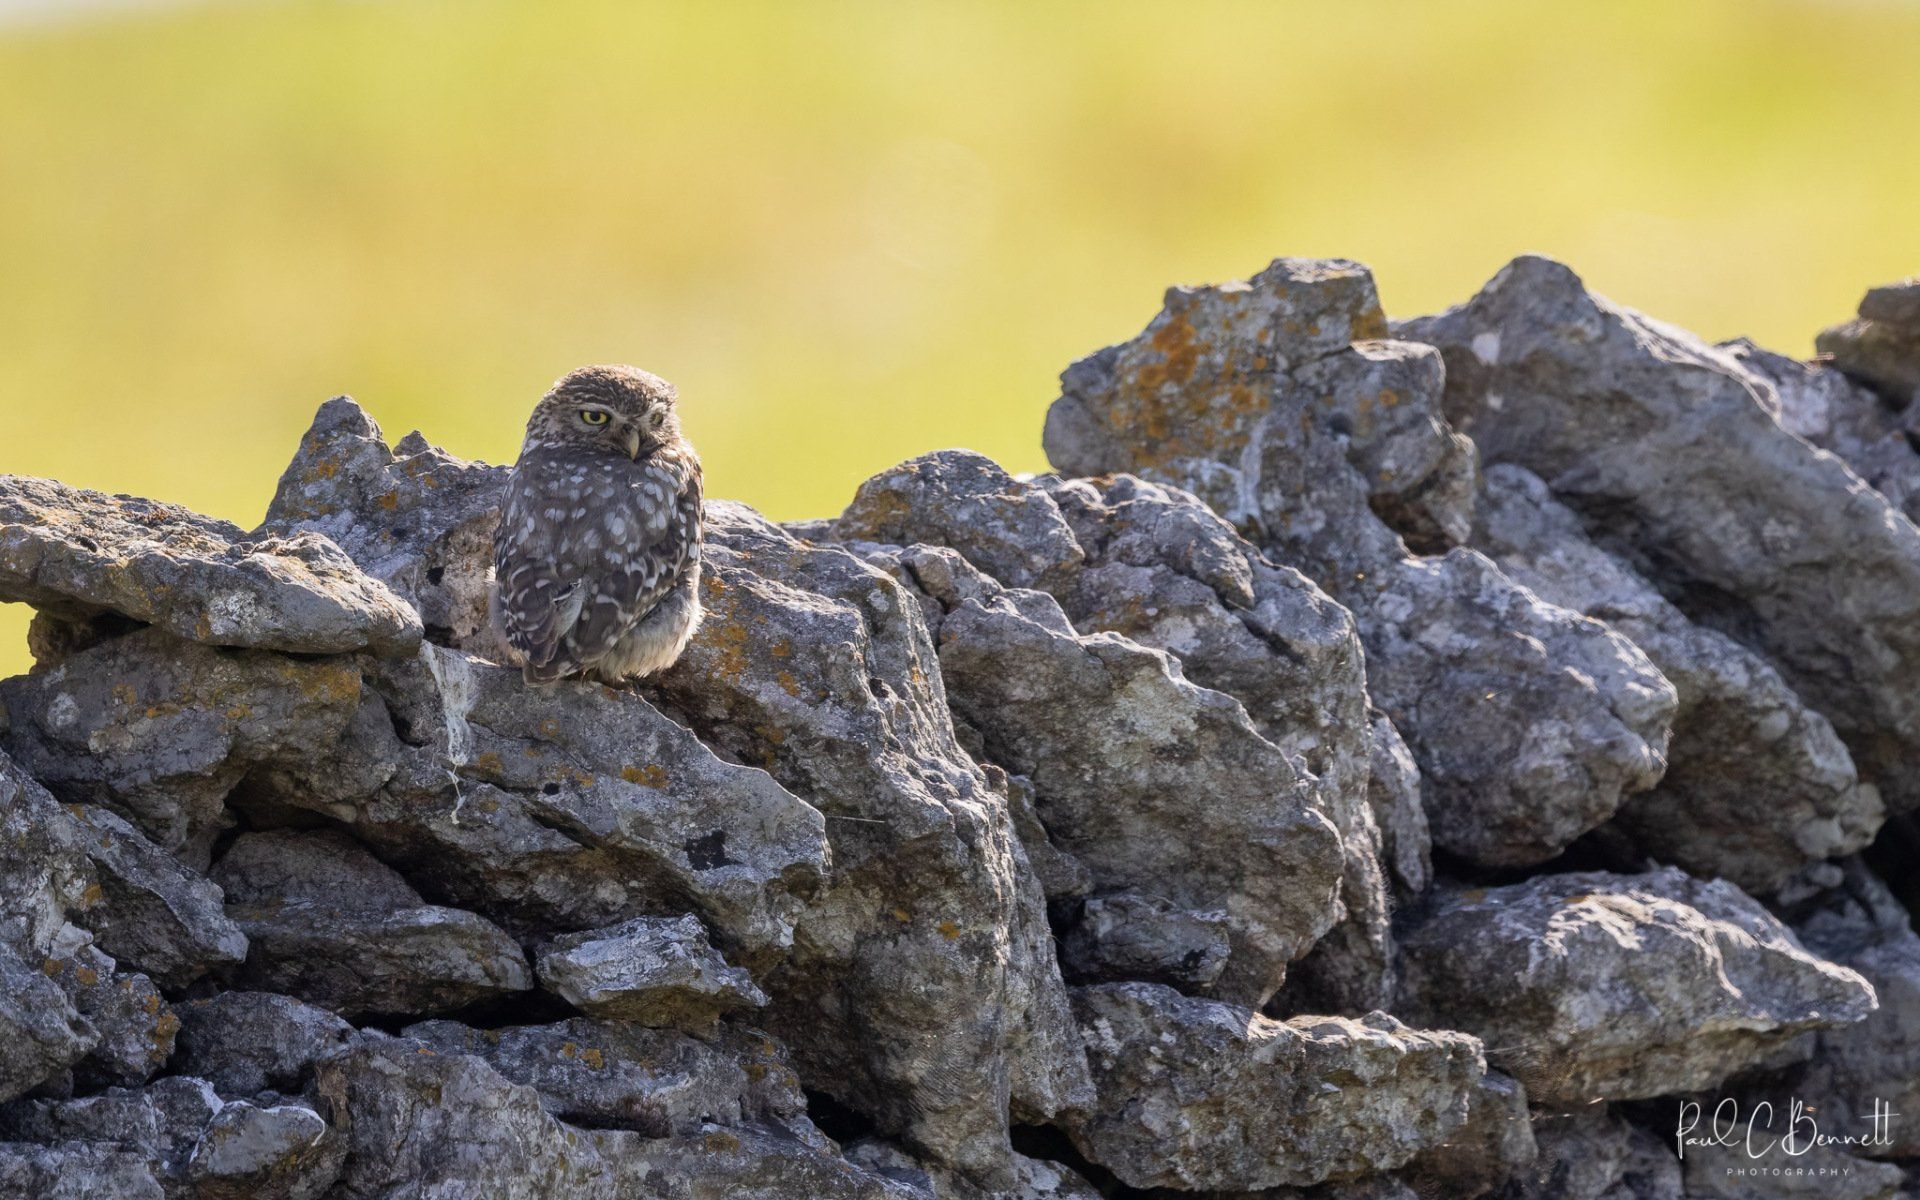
[[578, 409, 611, 426]]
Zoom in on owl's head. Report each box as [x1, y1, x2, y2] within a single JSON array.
[[525, 364, 683, 460]]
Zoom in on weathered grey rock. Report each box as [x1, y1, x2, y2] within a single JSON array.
[[1065, 982, 1483, 1191], [828, 451, 1084, 592], [0, 628, 365, 865], [0, 473, 419, 656], [184, 1099, 340, 1200], [1472, 463, 1881, 893], [1367, 710, 1430, 897], [51, 939, 177, 1092], [995, 767, 1092, 904], [401, 1017, 822, 1143], [170, 991, 354, 1099], [1038, 471, 1395, 1011], [1404, 1070, 1536, 1199], [1045, 257, 1676, 869], [0, 1140, 164, 1199], [928, 564, 1343, 1007], [1727, 338, 1920, 530], [58, 803, 248, 989], [1398, 868, 1877, 1104], [1777, 858, 1920, 1159], [0, 1074, 220, 1178], [1403, 255, 1920, 816], [213, 830, 532, 1020], [1495, 1105, 1680, 1200], [651, 504, 1090, 1182], [845, 1139, 1105, 1200], [0, 750, 94, 958], [257, 644, 829, 965], [535, 914, 767, 1028], [261, 397, 513, 645], [1058, 892, 1231, 990], [1817, 278, 1920, 406], [0, 942, 96, 1103], [313, 1031, 913, 1200]]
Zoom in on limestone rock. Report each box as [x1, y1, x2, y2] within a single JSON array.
[[534, 914, 768, 1028], [261, 397, 513, 645], [213, 830, 532, 1020], [170, 991, 354, 1099], [0, 1140, 164, 1199], [184, 1099, 339, 1200], [650, 503, 1091, 1182], [1816, 276, 1920, 406], [1403, 1070, 1536, 1199], [1403, 255, 1920, 816], [0, 473, 419, 656], [50, 939, 177, 1091], [1472, 463, 1881, 893], [828, 450, 1084, 592], [1065, 981, 1484, 1190], [0, 943, 96, 1104], [400, 1017, 823, 1143], [1497, 1105, 1681, 1200], [1044, 257, 1676, 868], [0, 628, 364, 866], [1398, 868, 1877, 1104], [1057, 892, 1231, 990]]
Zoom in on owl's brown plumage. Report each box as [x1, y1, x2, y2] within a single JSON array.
[[491, 364, 703, 684]]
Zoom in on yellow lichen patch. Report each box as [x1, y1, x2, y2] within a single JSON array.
[[79, 882, 103, 907], [770, 638, 793, 659], [376, 491, 400, 511], [471, 751, 504, 774], [1135, 313, 1199, 393], [1353, 307, 1390, 340], [890, 907, 912, 924], [1378, 387, 1402, 408], [76, 964, 99, 986], [580, 1047, 605, 1070], [703, 1131, 742, 1153], [153, 1010, 180, 1049], [110, 682, 136, 707], [1461, 889, 1488, 903], [621, 764, 668, 788], [560, 1041, 578, 1059], [224, 704, 253, 720], [41, 958, 64, 978], [707, 620, 753, 688], [536, 718, 563, 740], [774, 670, 801, 698], [936, 920, 960, 940]]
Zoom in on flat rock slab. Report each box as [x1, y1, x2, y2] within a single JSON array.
[[1398, 867, 1877, 1104], [1065, 981, 1483, 1191], [0, 473, 419, 656], [535, 913, 767, 1028]]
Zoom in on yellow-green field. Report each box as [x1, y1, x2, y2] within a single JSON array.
[[5, 0, 1920, 677]]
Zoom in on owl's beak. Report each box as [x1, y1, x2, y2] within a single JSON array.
[[621, 426, 643, 460]]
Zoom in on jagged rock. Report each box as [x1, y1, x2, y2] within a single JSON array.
[[1404, 1070, 1536, 1199], [650, 504, 1090, 1182], [1398, 868, 1877, 1104], [845, 1139, 1105, 1200], [0, 1075, 342, 1200], [1038, 471, 1394, 1011], [828, 451, 1084, 592], [401, 1017, 822, 1143], [170, 991, 354, 1099], [59, 803, 248, 989], [261, 397, 513, 645], [1472, 463, 1881, 892], [312, 1031, 913, 1200], [0, 1141, 164, 1199], [0, 473, 419, 656], [184, 1099, 339, 1200], [1058, 892, 1231, 990], [1044, 258, 1676, 869], [212, 830, 532, 1020], [1778, 858, 1920, 1159], [1497, 1105, 1680, 1200], [255, 644, 829, 965], [925, 558, 1343, 1007], [1728, 338, 1920, 529], [534, 914, 768, 1028], [0, 628, 364, 866], [1817, 278, 1920, 406], [1065, 982, 1484, 1190], [1403, 255, 1920, 816], [996, 767, 1092, 904], [0, 750, 94, 959], [0, 942, 95, 1103], [51, 939, 177, 1091], [1367, 710, 1429, 897]]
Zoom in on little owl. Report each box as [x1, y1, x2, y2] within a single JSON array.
[[491, 364, 703, 684]]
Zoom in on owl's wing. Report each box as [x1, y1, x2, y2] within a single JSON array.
[[494, 450, 702, 679], [559, 452, 703, 667]]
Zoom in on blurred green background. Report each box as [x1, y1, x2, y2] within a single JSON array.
[[5, 0, 1920, 678]]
